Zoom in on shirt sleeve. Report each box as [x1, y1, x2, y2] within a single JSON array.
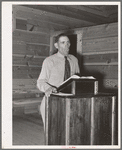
[[37, 58, 52, 92]]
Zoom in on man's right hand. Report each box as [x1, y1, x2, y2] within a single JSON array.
[[45, 86, 57, 97]]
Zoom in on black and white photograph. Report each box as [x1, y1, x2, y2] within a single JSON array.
[[2, 1, 121, 149]]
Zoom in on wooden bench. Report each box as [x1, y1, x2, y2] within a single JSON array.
[[13, 79, 44, 115]]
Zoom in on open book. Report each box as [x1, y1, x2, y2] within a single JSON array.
[[59, 75, 95, 87], [57, 75, 96, 93]]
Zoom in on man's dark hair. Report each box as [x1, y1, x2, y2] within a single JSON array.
[[55, 33, 69, 43]]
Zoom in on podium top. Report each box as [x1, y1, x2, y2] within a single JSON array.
[[51, 92, 116, 98]]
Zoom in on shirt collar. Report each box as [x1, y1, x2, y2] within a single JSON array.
[[57, 51, 69, 59]]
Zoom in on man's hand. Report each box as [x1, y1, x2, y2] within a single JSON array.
[[45, 86, 57, 97]]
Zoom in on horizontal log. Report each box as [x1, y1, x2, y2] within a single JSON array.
[[29, 67, 41, 79], [13, 78, 37, 90], [13, 54, 46, 59], [13, 55, 27, 66], [13, 40, 50, 56], [26, 44, 50, 56], [83, 53, 118, 64], [13, 64, 41, 68], [84, 62, 118, 66], [28, 58, 44, 66], [16, 17, 68, 32], [13, 41, 27, 55], [82, 37, 118, 53], [83, 65, 118, 79], [13, 66, 41, 79], [13, 97, 42, 107], [13, 55, 45, 66], [27, 17, 68, 31], [13, 30, 50, 44], [13, 91, 43, 100], [13, 98, 42, 114], [82, 50, 118, 55], [15, 17, 51, 33], [82, 22, 118, 40], [27, 24, 51, 33]]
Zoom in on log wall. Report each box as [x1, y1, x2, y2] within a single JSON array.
[[51, 22, 118, 92], [12, 5, 50, 114], [81, 23, 118, 92], [13, 5, 50, 93]]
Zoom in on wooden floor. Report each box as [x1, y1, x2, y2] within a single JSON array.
[[13, 113, 45, 145]]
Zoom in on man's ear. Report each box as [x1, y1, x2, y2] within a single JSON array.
[[54, 43, 58, 49]]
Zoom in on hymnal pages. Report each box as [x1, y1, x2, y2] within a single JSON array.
[[59, 75, 95, 87]]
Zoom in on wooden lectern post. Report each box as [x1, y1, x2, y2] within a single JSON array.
[[45, 93, 116, 145]]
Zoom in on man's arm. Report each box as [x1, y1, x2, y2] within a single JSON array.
[[37, 58, 57, 96]]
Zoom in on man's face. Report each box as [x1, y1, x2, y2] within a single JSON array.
[[55, 36, 70, 56]]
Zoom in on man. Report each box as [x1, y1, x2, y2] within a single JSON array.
[[37, 33, 80, 128]]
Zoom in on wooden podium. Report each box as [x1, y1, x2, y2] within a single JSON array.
[[45, 93, 117, 145]]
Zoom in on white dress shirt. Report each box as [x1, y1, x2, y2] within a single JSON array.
[[37, 51, 80, 92]]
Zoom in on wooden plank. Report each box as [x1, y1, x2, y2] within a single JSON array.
[[93, 96, 112, 145], [69, 98, 91, 145], [13, 41, 27, 55], [13, 30, 50, 44], [13, 97, 42, 106], [82, 37, 118, 53], [13, 66, 30, 79], [82, 50, 118, 55], [84, 62, 118, 66], [13, 78, 37, 90], [13, 55, 27, 66], [83, 53, 118, 64], [26, 44, 50, 56], [47, 96, 66, 145], [27, 18, 68, 31], [28, 57, 44, 66], [13, 90, 42, 100], [13, 66, 41, 79], [28, 67, 41, 79], [13, 91, 43, 100], [27, 24, 50, 33], [82, 22, 118, 40], [13, 55, 45, 66], [13, 40, 49, 56], [65, 98, 70, 145], [48, 96, 59, 145], [90, 97, 95, 145], [84, 65, 118, 79], [69, 5, 108, 17], [22, 5, 109, 24], [14, 6, 94, 29]]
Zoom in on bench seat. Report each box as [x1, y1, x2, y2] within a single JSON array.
[[13, 88, 44, 115]]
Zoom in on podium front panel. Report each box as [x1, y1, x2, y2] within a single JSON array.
[[45, 94, 116, 145], [46, 96, 66, 145]]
